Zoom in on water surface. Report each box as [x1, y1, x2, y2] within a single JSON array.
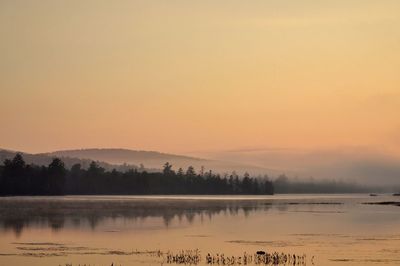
[[0, 194, 399, 265]]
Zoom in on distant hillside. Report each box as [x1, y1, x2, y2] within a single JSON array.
[[0, 149, 138, 172], [44, 148, 274, 175], [45, 149, 201, 166], [1, 148, 277, 176]]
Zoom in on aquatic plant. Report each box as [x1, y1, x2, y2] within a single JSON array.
[[165, 249, 309, 265], [166, 249, 201, 264]]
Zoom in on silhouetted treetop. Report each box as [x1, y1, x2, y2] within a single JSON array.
[[0, 155, 274, 196]]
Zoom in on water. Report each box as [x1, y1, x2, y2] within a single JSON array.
[[0, 194, 399, 265]]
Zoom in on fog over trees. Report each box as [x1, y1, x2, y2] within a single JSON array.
[[0, 154, 383, 196], [0, 154, 273, 196]]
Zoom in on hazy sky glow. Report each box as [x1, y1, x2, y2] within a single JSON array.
[[1, 0, 399, 155]]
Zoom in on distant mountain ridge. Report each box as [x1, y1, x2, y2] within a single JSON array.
[[1, 148, 275, 176], [44, 148, 274, 175], [0, 149, 139, 172], [44, 148, 203, 165]]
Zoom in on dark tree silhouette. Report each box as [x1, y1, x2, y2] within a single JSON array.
[[186, 166, 196, 177], [162, 162, 174, 176], [0, 155, 274, 196], [47, 158, 66, 195], [2, 154, 27, 194], [0, 154, 67, 195]]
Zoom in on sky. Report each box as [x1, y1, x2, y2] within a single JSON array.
[[1, 0, 400, 157]]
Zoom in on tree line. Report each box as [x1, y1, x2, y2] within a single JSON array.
[[0, 154, 274, 196]]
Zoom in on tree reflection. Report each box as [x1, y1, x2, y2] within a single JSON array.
[[0, 198, 272, 237]]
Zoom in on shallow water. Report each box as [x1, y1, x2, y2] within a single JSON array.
[[0, 194, 400, 265]]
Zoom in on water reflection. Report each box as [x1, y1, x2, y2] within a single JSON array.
[[1, 195, 400, 266], [0, 197, 279, 237]]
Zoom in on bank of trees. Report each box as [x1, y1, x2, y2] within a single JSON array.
[[0, 154, 65, 195], [0, 154, 274, 196]]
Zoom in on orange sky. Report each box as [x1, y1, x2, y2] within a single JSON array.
[[1, 0, 399, 155]]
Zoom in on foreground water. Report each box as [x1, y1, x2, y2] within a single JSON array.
[[0, 194, 399, 266]]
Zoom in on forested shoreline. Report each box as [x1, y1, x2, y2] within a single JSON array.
[[0, 154, 274, 196]]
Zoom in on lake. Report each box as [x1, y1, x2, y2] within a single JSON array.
[[0, 194, 399, 265]]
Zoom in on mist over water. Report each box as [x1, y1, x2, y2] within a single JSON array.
[[194, 147, 400, 187], [1, 195, 400, 266], [1, 1, 400, 265]]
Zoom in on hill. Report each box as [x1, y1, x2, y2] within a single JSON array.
[[44, 148, 274, 175], [0, 149, 138, 172]]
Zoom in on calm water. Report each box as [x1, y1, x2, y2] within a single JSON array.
[[0, 194, 400, 265]]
